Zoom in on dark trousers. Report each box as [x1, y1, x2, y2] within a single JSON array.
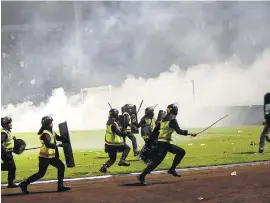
[[105, 144, 130, 167], [125, 133, 138, 152], [139, 141, 156, 164], [259, 121, 270, 149], [142, 137, 149, 144], [25, 157, 65, 185], [141, 142, 186, 176], [1, 151, 16, 183]]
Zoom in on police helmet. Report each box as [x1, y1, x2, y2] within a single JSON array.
[[41, 115, 53, 126], [1, 116, 12, 128], [145, 107, 154, 117], [109, 109, 119, 119], [124, 104, 133, 114], [167, 104, 178, 116]]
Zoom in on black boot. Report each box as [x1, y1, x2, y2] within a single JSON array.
[[99, 164, 108, 173], [168, 169, 181, 177], [58, 180, 72, 192], [134, 150, 139, 156], [118, 159, 130, 166], [137, 174, 147, 185], [7, 181, 19, 188], [19, 181, 30, 194]]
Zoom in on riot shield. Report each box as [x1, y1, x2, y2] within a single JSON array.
[[58, 121, 75, 168], [121, 104, 139, 133], [119, 114, 130, 130], [13, 139, 26, 155]]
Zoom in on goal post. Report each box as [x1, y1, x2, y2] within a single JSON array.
[[80, 85, 112, 103]]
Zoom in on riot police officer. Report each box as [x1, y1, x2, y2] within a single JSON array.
[[122, 104, 139, 156], [19, 115, 71, 194], [137, 107, 157, 143], [1, 116, 19, 188], [137, 104, 197, 185], [100, 109, 131, 173], [259, 93, 270, 153]]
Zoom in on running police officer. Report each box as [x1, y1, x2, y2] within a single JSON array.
[[1, 116, 19, 188], [137, 107, 157, 143], [137, 104, 197, 185], [100, 109, 131, 173], [122, 104, 139, 156], [19, 115, 71, 194], [259, 92, 270, 153]]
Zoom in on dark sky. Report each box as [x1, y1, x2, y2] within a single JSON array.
[[2, 1, 270, 105]]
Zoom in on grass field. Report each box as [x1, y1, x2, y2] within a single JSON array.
[[1, 125, 269, 184]]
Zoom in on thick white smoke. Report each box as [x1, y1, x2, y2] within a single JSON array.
[[2, 49, 270, 132], [2, 2, 270, 133]]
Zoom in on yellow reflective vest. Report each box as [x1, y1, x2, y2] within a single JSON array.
[[141, 117, 156, 139], [158, 120, 175, 144], [39, 130, 56, 158], [105, 122, 124, 146], [1, 128, 14, 152]]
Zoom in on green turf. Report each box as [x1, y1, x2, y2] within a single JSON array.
[[1, 125, 269, 184]]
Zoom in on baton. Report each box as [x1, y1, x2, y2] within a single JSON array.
[[137, 100, 144, 113], [24, 147, 40, 151], [108, 102, 113, 109], [196, 115, 228, 135]]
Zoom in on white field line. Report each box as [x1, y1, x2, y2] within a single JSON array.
[[1, 161, 269, 187]]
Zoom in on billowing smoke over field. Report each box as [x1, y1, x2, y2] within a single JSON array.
[[1, 2, 270, 133]]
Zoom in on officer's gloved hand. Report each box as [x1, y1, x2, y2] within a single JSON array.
[[131, 126, 138, 132], [61, 136, 69, 143], [189, 133, 197, 137], [130, 115, 137, 124], [122, 131, 128, 136]]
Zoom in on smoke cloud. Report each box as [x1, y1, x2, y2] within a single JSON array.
[[1, 2, 270, 133]]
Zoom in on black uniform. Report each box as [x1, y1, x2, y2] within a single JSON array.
[[1, 130, 18, 188], [259, 93, 270, 153], [137, 103, 196, 185], [121, 104, 139, 156], [122, 113, 138, 156], [136, 115, 157, 143], [100, 118, 131, 173], [141, 116, 187, 175], [24, 130, 65, 184], [19, 116, 71, 194]]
